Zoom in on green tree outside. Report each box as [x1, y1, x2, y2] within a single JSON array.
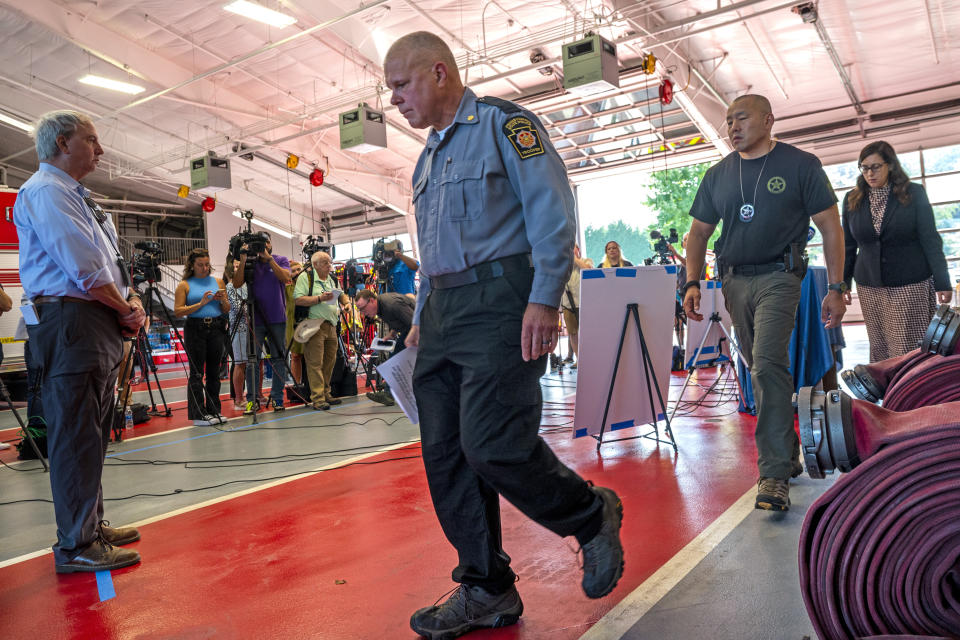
[[582, 162, 718, 266], [641, 162, 719, 252]]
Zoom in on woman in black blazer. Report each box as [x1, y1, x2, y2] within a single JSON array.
[[842, 140, 952, 362]]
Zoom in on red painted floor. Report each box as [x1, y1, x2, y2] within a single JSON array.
[[1, 368, 761, 639]]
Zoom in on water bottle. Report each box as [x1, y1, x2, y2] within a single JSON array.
[[954, 279, 960, 311], [124, 406, 134, 430]]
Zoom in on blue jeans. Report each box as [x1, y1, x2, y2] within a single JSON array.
[[251, 322, 287, 405]]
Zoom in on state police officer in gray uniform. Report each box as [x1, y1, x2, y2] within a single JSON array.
[[384, 32, 624, 639]]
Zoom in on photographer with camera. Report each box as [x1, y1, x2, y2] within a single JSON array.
[[174, 249, 229, 426], [355, 288, 414, 406], [373, 239, 419, 296], [293, 251, 341, 410], [231, 231, 292, 412]]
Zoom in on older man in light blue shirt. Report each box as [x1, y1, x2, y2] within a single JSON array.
[[15, 110, 144, 574]]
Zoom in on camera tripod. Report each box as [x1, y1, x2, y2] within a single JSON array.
[[112, 280, 174, 441], [669, 311, 746, 422], [0, 374, 47, 470]]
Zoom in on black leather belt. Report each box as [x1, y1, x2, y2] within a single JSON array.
[[186, 316, 223, 326], [33, 295, 101, 306], [724, 261, 786, 277], [430, 253, 533, 290]]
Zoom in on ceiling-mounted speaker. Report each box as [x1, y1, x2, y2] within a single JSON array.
[[562, 34, 619, 96], [190, 151, 232, 193], [339, 104, 387, 153]]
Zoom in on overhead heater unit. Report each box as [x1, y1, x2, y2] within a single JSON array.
[[562, 34, 619, 96], [190, 152, 232, 193], [339, 104, 387, 153]]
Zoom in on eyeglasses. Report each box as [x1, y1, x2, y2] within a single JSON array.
[[859, 162, 887, 175]]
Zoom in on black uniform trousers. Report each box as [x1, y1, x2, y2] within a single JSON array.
[[413, 268, 602, 594], [184, 316, 227, 419], [27, 300, 123, 564]]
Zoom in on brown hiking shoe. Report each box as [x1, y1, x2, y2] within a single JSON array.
[[756, 477, 790, 511]]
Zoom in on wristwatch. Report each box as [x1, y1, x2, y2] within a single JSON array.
[[827, 281, 849, 294], [680, 281, 701, 296]]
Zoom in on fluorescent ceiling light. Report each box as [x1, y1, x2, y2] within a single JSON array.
[[232, 209, 294, 238], [224, 1, 296, 28], [0, 112, 34, 133], [78, 75, 145, 95]]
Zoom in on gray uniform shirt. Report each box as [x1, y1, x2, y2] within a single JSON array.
[[411, 88, 576, 324]]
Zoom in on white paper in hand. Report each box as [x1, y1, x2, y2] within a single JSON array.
[[325, 289, 342, 305], [376, 347, 419, 424]]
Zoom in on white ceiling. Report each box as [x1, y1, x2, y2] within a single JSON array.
[[0, 0, 958, 247]]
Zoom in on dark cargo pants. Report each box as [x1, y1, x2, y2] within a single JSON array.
[[722, 270, 803, 480], [414, 268, 601, 593]]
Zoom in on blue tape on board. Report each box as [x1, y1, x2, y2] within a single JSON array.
[[615, 268, 636, 277], [611, 419, 634, 431], [664, 265, 678, 274], [657, 413, 665, 421], [96, 570, 116, 602], [575, 427, 589, 438], [706, 280, 717, 289], [582, 270, 604, 279]]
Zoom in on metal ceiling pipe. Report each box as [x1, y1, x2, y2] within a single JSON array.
[[118, 0, 391, 114], [802, 7, 866, 115], [95, 198, 187, 209]]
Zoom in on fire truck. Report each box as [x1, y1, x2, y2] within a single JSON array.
[[0, 186, 25, 375]]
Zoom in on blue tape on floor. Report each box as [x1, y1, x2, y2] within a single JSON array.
[[611, 419, 634, 431], [96, 570, 116, 602]]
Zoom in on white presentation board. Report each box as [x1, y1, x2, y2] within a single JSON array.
[[573, 265, 676, 439], [683, 280, 734, 368]]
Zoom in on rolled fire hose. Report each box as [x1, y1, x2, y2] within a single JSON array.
[[796, 387, 960, 639], [842, 305, 959, 403], [882, 356, 960, 411]]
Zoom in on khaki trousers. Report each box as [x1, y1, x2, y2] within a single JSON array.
[[303, 321, 338, 404]]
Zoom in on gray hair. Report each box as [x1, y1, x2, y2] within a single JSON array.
[[32, 110, 95, 161]]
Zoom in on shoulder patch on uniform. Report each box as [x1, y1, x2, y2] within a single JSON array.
[[476, 96, 521, 114], [502, 115, 545, 160]]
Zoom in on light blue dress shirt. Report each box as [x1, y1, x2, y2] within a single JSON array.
[[15, 163, 128, 301], [411, 87, 576, 324]]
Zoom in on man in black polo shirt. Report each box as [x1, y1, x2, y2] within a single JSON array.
[[355, 288, 414, 406], [683, 94, 846, 512]]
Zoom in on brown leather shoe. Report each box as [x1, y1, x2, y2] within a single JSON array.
[[55, 539, 141, 574], [100, 521, 140, 546]]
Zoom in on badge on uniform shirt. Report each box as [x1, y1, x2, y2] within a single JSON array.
[[503, 116, 545, 160]]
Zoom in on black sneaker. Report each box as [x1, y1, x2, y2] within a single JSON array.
[[791, 461, 804, 478], [580, 486, 625, 599], [756, 477, 790, 511], [410, 584, 523, 639]]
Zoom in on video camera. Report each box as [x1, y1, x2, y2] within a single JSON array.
[[131, 240, 162, 284], [371, 238, 401, 283], [301, 234, 333, 263], [645, 228, 679, 266]]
